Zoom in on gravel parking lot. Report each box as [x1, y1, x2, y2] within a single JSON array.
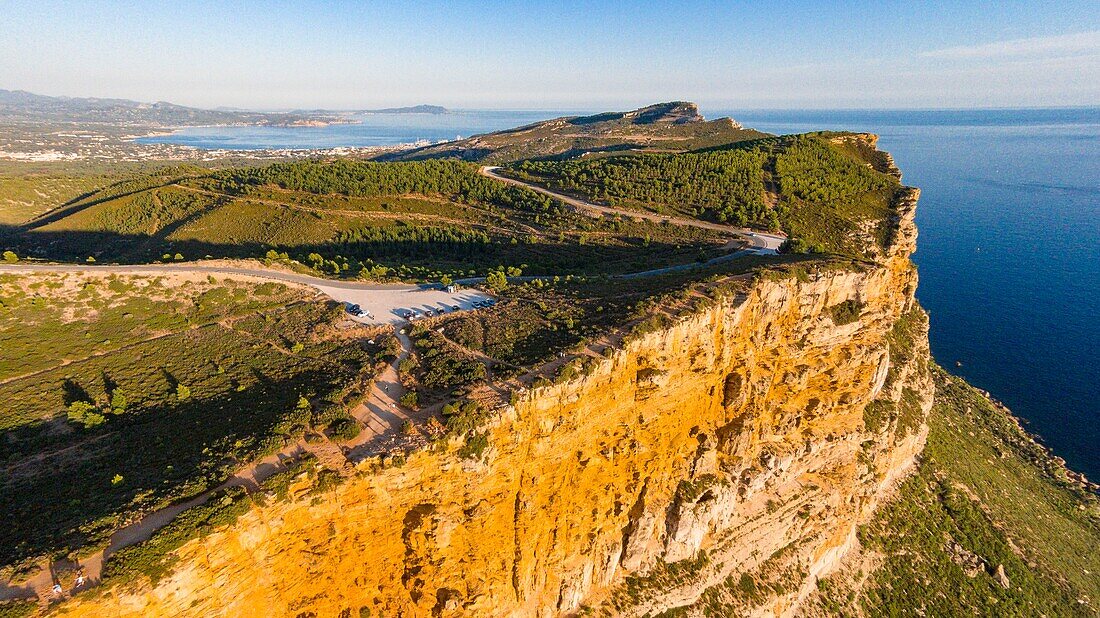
[[312, 282, 495, 324]]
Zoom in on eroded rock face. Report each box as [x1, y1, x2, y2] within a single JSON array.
[[56, 209, 931, 618]]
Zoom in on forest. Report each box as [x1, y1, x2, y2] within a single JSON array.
[[209, 159, 561, 215], [513, 148, 771, 226]]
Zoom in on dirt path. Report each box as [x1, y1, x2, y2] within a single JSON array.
[[0, 329, 416, 606], [0, 171, 787, 604]]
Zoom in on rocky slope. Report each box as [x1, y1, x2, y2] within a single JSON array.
[[379, 102, 766, 164], [50, 176, 933, 616]]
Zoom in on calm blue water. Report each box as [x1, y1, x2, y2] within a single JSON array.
[[142, 107, 1100, 478], [136, 110, 558, 150]]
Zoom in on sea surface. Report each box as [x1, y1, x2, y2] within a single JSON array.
[[141, 107, 1100, 478], [135, 110, 559, 150]]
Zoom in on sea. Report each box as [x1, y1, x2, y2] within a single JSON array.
[[140, 107, 1100, 479]]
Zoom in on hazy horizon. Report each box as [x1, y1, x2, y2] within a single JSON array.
[[3, 1, 1098, 111], [6, 86, 1100, 115]]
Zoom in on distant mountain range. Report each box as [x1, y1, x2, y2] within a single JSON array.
[[0, 89, 447, 127], [361, 105, 448, 114]]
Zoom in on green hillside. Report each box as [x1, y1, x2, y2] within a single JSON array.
[[505, 133, 902, 257], [808, 368, 1100, 616], [5, 133, 908, 275], [9, 159, 733, 279], [0, 272, 385, 573]]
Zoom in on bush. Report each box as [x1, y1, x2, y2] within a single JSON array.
[[827, 299, 864, 325], [457, 432, 490, 460], [109, 391, 128, 414], [441, 400, 487, 435], [780, 237, 826, 254], [1, 251, 17, 263], [67, 400, 105, 428], [175, 383, 191, 400], [485, 270, 508, 292], [400, 391, 419, 409], [327, 417, 361, 442], [312, 469, 341, 494]]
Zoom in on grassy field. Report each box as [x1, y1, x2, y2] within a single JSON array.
[[0, 273, 381, 572], [0, 175, 108, 225], [5, 159, 737, 279], [0, 273, 300, 385], [811, 368, 1100, 616]]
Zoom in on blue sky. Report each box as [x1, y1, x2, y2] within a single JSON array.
[[2, 0, 1098, 110]]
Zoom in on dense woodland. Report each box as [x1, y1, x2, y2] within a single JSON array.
[[509, 134, 901, 256], [513, 149, 771, 226], [773, 137, 894, 203], [210, 159, 560, 215]]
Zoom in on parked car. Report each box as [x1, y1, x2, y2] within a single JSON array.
[[451, 305, 460, 311]]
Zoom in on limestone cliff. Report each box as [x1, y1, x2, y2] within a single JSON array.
[[55, 197, 931, 617]]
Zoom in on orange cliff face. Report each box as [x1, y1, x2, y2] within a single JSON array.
[[57, 201, 930, 618]]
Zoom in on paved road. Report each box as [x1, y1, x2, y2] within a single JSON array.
[[0, 263, 493, 325], [480, 166, 785, 253], [0, 171, 791, 603]]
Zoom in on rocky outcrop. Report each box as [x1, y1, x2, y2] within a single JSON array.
[[55, 198, 930, 618], [625, 101, 704, 125]]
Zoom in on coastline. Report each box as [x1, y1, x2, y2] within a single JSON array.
[[961, 375, 1099, 495]]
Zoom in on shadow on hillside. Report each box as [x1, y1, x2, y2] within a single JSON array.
[[0, 224, 728, 277], [0, 361, 343, 569]]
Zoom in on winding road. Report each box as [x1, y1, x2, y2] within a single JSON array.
[[479, 165, 785, 254], [0, 168, 787, 606]]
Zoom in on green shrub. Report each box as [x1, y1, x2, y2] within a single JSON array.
[[327, 417, 361, 442], [175, 383, 191, 400], [67, 400, 105, 428], [485, 270, 508, 292], [457, 432, 490, 460], [441, 400, 487, 435], [827, 299, 864, 325], [312, 469, 341, 494]]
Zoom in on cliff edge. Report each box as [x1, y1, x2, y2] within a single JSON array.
[[51, 181, 935, 616]]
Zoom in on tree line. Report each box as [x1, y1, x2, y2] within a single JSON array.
[[210, 159, 561, 215], [513, 149, 771, 226]]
